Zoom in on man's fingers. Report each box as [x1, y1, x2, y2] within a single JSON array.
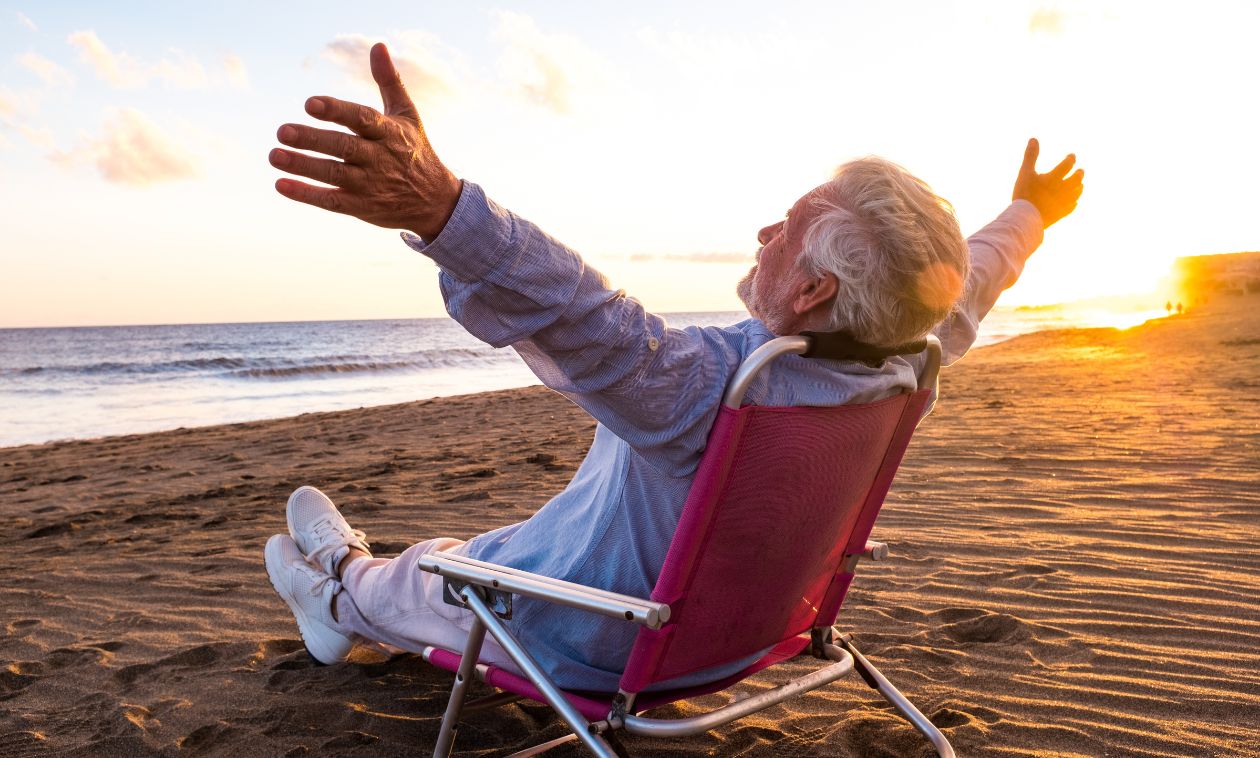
[[305, 96, 388, 139], [1048, 153, 1077, 181], [1066, 168, 1085, 184], [277, 124, 373, 164], [1020, 137, 1040, 175], [275, 178, 361, 216], [270, 149, 367, 190], [370, 42, 419, 119]]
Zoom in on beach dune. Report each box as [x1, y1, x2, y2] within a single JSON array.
[[1, 295, 1258, 757]]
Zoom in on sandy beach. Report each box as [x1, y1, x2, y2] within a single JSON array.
[[2, 295, 1257, 757]]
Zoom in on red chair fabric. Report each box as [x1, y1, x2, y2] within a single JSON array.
[[619, 389, 931, 693], [424, 385, 931, 720]]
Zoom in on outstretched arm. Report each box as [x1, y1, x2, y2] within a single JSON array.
[[270, 43, 727, 475], [933, 138, 1085, 365]]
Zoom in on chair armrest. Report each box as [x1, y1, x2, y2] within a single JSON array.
[[418, 552, 671, 630]]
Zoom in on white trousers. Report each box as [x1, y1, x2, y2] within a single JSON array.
[[331, 537, 523, 675]]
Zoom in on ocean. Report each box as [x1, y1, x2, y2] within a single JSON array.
[[0, 305, 1166, 448]]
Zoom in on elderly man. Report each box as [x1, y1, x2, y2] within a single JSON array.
[[264, 44, 1083, 691]]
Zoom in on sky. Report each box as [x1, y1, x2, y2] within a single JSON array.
[[1, 0, 1256, 328]]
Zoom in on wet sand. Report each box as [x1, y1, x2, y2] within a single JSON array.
[[2, 295, 1258, 757]]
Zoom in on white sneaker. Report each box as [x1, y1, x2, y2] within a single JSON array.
[[286, 486, 371, 578], [264, 534, 355, 665]]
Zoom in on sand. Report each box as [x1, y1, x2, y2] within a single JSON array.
[[2, 295, 1258, 757]]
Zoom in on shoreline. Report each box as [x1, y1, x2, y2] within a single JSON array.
[[0, 310, 1173, 453], [1, 295, 1257, 756]]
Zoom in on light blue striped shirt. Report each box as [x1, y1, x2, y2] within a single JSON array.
[[403, 182, 1043, 690]]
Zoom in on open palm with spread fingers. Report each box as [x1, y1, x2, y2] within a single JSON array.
[[1012, 138, 1085, 229], [270, 43, 462, 241]]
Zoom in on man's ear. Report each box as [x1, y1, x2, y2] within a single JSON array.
[[792, 272, 838, 317]]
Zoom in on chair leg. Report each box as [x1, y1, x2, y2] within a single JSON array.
[[433, 615, 488, 758], [836, 637, 956, 758], [460, 588, 621, 758]]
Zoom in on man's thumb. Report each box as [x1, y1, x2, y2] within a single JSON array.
[[370, 43, 418, 119], [1020, 138, 1039, 175]]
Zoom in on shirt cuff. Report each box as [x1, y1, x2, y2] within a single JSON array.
[[400, 180, 513, 283], [1005, 199, 1045, 251]]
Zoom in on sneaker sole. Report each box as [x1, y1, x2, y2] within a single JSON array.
[[264, 535, 348, 666]]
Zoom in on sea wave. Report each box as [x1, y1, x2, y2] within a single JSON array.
[[3, 348, 513, 380]]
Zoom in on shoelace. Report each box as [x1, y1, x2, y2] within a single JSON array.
[[301, 564, 343, 600], [311, 517, 369, 550]]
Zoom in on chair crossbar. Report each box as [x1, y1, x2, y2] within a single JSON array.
[[420, 553, 670, 630], [605, 643, 855, 738]]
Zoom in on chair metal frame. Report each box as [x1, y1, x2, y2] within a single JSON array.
[[417, 334, 954, 757]]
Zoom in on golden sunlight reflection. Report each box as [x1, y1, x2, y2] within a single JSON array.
[[1090, 308, 1172, 331]]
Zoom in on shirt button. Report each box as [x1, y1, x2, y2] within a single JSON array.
[[647, 336, 660, 351]]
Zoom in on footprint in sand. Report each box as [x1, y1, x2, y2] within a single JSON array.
[[933, 608, 1032, 644], [4, 619, 41, 637], [23, 520, 81, 540], [114, 643, 227, 686], [248, 638, 306, 666], [929, 707, 974, 728], [1, 661, 43, 698], [179, 722, 247, 754], [0, 730, 51, 755], [43, 646, 113, 669]]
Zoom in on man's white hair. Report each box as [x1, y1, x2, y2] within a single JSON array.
[[799, 157, 970, 346]]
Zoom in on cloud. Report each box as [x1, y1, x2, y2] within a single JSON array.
[[16, 11, 36, 31], [322, 33, 456, 108], [1029, 8, 1066, 35], [67, 30, 211, 89], [17, 123, 55, 148], [223, 53, 249, 88], [0, 86, 36, 126], [18, 52, 74, 87], [52, 108, 199, 186], [493, 12, 606, 115], [0, 85, 54, 150]]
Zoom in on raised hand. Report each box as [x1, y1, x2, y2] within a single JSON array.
[[270, 43, 461, 241], [1012, 138, 1085, 229]]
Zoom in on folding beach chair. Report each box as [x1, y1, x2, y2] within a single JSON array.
[[417, 332, 955, 757]]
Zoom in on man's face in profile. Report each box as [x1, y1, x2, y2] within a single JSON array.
[[737, 186, 825, 332]]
